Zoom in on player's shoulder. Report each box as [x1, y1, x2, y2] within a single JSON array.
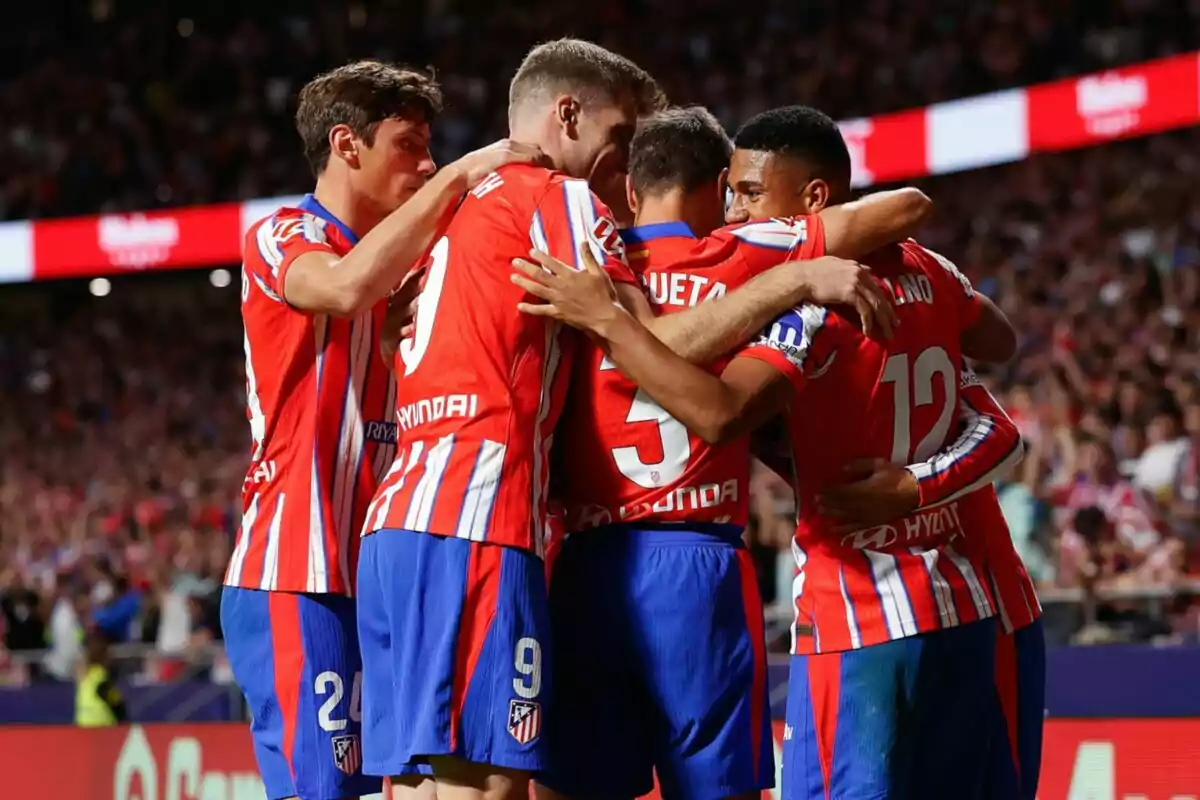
[[715, 216, 813, 251], [899, 239, 973, 295], [248, 206, 332, 248], [244, 206, 339, 271], [477, 164, 606, 221]]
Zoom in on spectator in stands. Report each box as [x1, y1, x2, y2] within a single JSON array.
[[1134, 405, 1189, 501], [0, 567, 46, 655], [91, 574, 142, 644], [43, 587, 90, 682]]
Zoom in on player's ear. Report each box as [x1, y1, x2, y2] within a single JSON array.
[[555, 95, 581, 138], [328, 124, 360, 169], [625, 174, 638, 217], [802, 179, 831, 213]]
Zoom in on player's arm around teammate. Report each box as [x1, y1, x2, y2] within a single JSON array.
[[600, 184, 930, 363], [514, 243, 804, 442], [818, 370, 1025, 528], [281, 133, 546, 318]]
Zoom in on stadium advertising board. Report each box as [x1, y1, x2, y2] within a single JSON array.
[[0, 720, 1197, 799], [0, 53, 1198, 284]]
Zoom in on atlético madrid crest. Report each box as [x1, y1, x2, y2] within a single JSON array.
[[331, 734, 362, 775], [508, 699, 541, 744]]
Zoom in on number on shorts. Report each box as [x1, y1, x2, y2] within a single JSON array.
[[315, 670, 363, 732], [399, 236, 450, 376], [512, 637, 542, 700], [601, 361, 691, 488], [880, 347, 956, 464]]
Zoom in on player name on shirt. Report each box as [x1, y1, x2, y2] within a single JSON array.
[[641, 271, 728, 308], [880, 273, 936, 307]]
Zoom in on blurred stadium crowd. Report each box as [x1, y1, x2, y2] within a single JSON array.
[[3, 0, 1200, 683]]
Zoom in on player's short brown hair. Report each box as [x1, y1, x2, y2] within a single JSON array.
[[296, 60, 444, 177], [629, 106, 732, 198], [508, 38, 666, 121]]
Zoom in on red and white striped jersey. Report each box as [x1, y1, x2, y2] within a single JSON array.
[[955, 380, 1042, 633], [737, 241, 1020, 654], [226, 195, 397, 595], [557, 217, 825, 532], [957, 486, 1042, 633], [363, 165, 637, 554]]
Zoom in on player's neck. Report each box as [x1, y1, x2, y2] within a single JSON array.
[[634, 191, 716, 238], [509, 116, 568, 175], [310, 177, 380, 239]]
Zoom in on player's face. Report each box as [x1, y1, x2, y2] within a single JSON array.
[[725, 148, 828, 223], [562, 94, 638, 219], [357, 116, 437, 214]]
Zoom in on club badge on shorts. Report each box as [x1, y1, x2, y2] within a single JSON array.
[[508, 699, 541, 744], [332, 734, 361, 775]]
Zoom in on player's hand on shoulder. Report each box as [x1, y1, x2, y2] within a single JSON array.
[[792, 256, 898, 341], [453, 139, 551, 188], [511, 244, 622, 334], [818, 458, 921, 533]]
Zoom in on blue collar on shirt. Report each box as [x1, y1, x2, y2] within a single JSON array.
[[620, 221, 696, 245], [298, 193, 359, 245]]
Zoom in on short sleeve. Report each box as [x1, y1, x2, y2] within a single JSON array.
[[736, 303, 839, 394], [921, 245, 983, 330], [730, 214, 827, 279], [247, 211, 339, 302], [531, 178, 637, 286]]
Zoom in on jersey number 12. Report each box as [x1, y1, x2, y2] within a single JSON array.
[[881, 346, 956, 464]]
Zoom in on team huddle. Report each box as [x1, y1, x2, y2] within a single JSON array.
[[222, 38, 1046, 800]]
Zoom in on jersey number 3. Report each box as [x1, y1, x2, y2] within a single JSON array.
[[881, 347, 956, 464], [601, 360, 691, 488]]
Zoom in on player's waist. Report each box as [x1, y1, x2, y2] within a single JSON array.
[[564, 521, 745, 548]]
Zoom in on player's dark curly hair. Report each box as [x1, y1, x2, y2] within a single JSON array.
[[295, 60, 444, 178], [734, 105, 852, 195], [629, 106, 732, 198]]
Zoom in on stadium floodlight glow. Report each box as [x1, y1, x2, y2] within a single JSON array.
[[210, 268, 232, 288], [89, 277, 111, 297]]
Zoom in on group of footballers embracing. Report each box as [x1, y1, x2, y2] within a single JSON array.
[[221, 35, 1046, 800]]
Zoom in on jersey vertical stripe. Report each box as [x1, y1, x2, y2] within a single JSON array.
[[365, 165, 636, 553], [225, 204, 397, 596], [957, 485, 1043, 633], [738, 241, 1012, 654]]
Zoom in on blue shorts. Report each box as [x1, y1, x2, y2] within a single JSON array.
[[220, 587, 383, 800], [356, 529, 551, 775], [985, 619, 1046, 800], [783, 617, 997, 800], [539, 525, 773, 800]]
